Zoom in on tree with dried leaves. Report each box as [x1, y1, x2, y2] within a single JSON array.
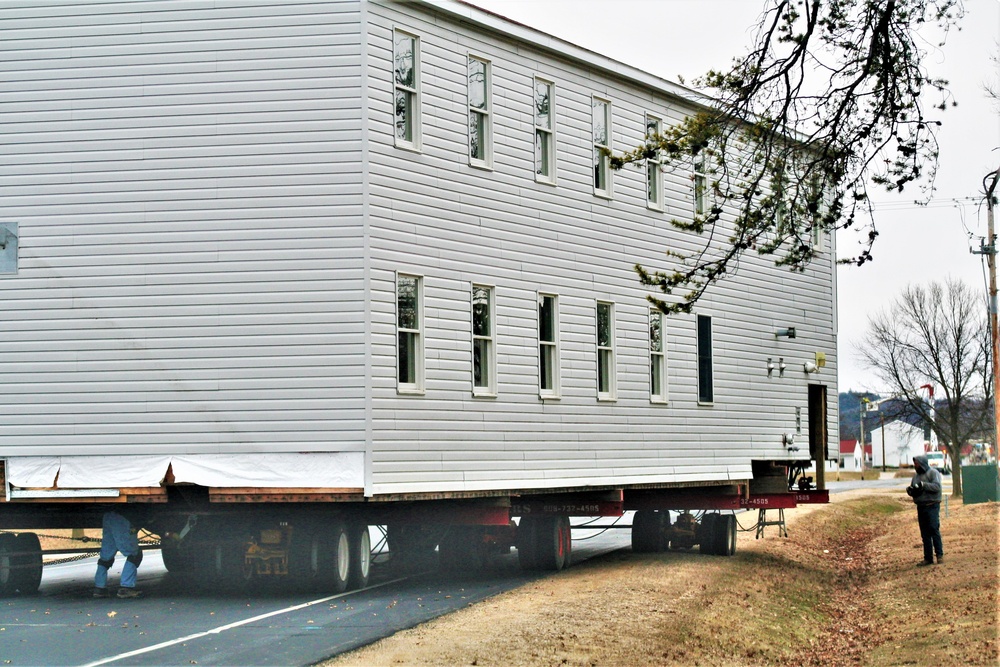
[[858, 279, 991, 497], [617, 0, 963, 314]]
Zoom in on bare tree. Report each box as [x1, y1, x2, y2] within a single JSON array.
[[616, 0, 963, 314], [857, 279, 991, 497]]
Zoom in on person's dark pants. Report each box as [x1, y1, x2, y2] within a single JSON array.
[[916, 502, 943, 563]]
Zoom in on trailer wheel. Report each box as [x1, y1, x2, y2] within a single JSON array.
[[386, 523, 439, 573], [516, 518, 537, 570], [12, 533, 43, 595], [522, 516, 570, 571], [207, 538, 253, 591], [346, 523, 371, 590], [699, 513, 718, 555], [721, 514, 737, 557], [439, 526, 491, 572], [632, 510, 665, 553], [289, 523, 349, 594], [161, 542, 196, 574], [0, 533, 15, 597]]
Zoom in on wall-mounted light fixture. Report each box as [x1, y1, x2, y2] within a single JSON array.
[[779, 358, 787, 377], [767, 357, 775, 377], [775, 327, 797, 339], [803, 361, 819, 374]]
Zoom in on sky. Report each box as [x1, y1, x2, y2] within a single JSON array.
[[465, 0, 1000, 394]]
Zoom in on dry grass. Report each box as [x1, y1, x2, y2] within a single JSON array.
[[326, 491, 999, 667]]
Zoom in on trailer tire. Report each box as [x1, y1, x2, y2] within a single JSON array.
[[721, 514, 738, 556], [525, 516, 570, 571], [386, 524, 438, 573], [516, 518, 538, 570], [699, 513, 718, 555], [290, 522, 350, 594], [346, 523, 371, 591], [0, 533, 16, 597], [632, 510, 665, 553], [206, 538, 253, 591], [161, 542, 196, 574], [12, 533, 43, 595], [439, 526, 490, 572]]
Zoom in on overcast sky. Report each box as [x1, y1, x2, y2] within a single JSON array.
[[466, 0, 1000, 395]]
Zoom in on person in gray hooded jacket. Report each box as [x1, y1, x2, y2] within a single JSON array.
[[906, 454, 944, 566]]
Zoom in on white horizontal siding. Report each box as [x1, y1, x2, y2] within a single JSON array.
[[365, 1, 837, 495], [0, 1, 367, 457]]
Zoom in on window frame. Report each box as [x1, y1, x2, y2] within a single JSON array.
[[467, 54, 493, 169], [592, 96, 612, 198], [396, 273, 424, 394], [537, 293, 561, 399], [693, 152, 709, 217], [392, 29, 421, 151], [649, 309, 668, 403], [696, 314, 714, 405], [471, 283, 497, 397], [533, 77, 556, 184], [0, 222, 18, 275], [645, 113, 663, 210], [596, 301, 617, 401]]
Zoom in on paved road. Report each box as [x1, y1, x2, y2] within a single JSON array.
[[0, 525, 632, 667], [0, 481, 913, 666]]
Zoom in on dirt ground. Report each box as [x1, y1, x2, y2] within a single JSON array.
[[326, 487, 999, 667]]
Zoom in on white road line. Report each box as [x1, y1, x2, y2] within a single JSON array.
[[80, 576, 410, 667]]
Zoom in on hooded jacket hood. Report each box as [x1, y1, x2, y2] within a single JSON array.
[[913, 455, 929, 474]]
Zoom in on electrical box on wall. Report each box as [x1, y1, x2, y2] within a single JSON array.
[[0, 223, 18, 274]]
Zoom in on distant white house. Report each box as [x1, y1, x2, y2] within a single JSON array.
[[871, 420, 937, 468], [839, 439, 863, 472]]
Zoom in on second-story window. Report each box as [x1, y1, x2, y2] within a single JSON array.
[[393, 30, 420, 149], [592, 97, 612, 197], [534, 78, 555, 183], [646, 114, 663, 210], [693, 152, 708, 217], [649, 309, 667, 403], [397, 274, 423, 392], [538, 294, 560, 398], [697, 314, 714, 404], [472, 284, 496, 395], [596, 301, 616, 400], [468, 55, 492, 168]]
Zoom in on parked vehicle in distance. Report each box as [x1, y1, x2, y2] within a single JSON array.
[[926, 451, 950, 474]]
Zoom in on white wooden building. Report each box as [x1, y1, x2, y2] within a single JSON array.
[[0, 0, 839, 500]]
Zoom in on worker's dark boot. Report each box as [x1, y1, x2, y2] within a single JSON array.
[[116, 587, 143, 599], [92, 587, 110, 598]]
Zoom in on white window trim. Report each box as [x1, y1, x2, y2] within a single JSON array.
[[392, 29, 421, 152], [396, 272, 424, 395], [645, 113, 663, 211], [534, 77, 556, 185], [471, 283, 497, 397], [649, 309, 668, 404], [696, 314, 714, 406], [468, 53, 493, 170], [538, 292, 561, 399], [596, 301, 617, 401], [592, 96, 613, 199]]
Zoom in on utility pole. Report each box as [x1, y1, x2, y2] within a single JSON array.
[[984, 167, 1000, 457]]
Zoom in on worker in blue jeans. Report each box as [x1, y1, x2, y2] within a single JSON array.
[[906, 454, 944, 566], [93, 510, 144, 599]]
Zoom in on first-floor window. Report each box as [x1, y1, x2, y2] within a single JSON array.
[[538, 293, 560, 397], [596, 301, 616, 399], [697, 314, 714, 404], [472, 284, 496, 395], [650, 310, 667, 402], [397, 274, 423, 391]]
